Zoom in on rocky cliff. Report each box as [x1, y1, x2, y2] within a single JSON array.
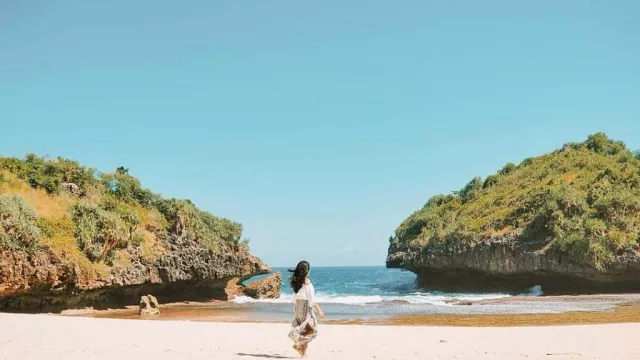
[[387, 134, 640, 294], [0, 155, 271, 312], [0, 224, 270, 313]]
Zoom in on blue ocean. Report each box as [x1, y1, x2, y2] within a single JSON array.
[[231, 266, 617, 320]]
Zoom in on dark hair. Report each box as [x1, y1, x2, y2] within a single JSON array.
[[288, 260, 310, 293]]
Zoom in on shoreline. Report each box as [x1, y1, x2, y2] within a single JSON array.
[[57, 293, 640, 327], [338, 301, 640, 327]]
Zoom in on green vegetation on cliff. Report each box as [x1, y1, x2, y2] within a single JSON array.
[[390, 133, 640, 271], [0, 155, 246, 279]]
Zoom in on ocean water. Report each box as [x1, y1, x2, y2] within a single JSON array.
[[230, 266, 617, 320], [238, 266, 509, 306], [90, 266, 633, 322]]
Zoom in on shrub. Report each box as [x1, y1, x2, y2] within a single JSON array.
[[483, 175, 500, 189], [0, 195, 41, 251], [72, 203, 129, 263], [156, 199, 242, 252], [457, 177, 483, 202], [423, 194, 456, 208], [519, 157, 535, 168], [585, 133, 626, 155], [101, 169, 160, 208], [0, 155, 95, 195], [499, 162, 517, 175]]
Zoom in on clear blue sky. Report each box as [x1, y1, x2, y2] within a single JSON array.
[[1, 1, 639, 267]]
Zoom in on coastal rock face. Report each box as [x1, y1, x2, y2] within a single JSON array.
[[387, 235, 640, 294], [0, 248, 72, 297], [139, 294, 160, 315], [223, 272, 282, 300], [0, 235, 269, 311], [387, 134, 640, 294], [245, 272, 282, 299]]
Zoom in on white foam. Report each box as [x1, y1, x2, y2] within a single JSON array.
[[231, 292, 511, 306], [521, 285, 544, 296]]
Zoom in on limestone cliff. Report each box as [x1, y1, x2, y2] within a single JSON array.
[[0, 155, 270, 312], [0, 230, 269, 312], [387, 134, 640, 294]]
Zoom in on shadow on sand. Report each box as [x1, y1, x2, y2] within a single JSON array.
[[235, 353, 295, 359]]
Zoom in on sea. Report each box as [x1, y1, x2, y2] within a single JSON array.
[[89, 266, 636, 322], [227, 266, 624, 321]]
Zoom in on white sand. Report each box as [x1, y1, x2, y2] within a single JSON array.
[[0, 313, 638, 360]]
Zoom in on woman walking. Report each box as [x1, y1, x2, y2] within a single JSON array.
[[288, 261, 325, 357]]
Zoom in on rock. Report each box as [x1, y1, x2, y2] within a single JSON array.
[[223, 278, 246, 300], [139, 295, 160, 315], [0, 234, 270, 312], [387, 234, 640, 294], [444, 300, 474, 306], [61, 182, 80, 195], [245, 272, 282, 299]]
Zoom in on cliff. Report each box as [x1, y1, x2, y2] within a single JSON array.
[[387, 133, 640, 294], [0, 155, 269, 312]]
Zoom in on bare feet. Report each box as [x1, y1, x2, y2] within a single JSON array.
[[293, 344, 305, 357], [293, 343, 307, 357]]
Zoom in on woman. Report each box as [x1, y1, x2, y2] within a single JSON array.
[[288, 261, 325, 357]]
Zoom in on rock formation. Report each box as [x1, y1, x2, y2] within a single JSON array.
[[224, 272, 282, 300], [244, 272, 282, 299], [0, 155, 271, 312], [0, 234, 270, 312], [387, 134, 640, 294], [139, 294, 160, 315]]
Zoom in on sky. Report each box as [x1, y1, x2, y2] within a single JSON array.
[[1, 1, 639, 267]]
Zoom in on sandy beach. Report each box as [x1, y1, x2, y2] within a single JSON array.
[[1, 313, 638, 360]]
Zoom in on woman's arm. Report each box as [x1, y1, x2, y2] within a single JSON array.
[[306, 280, 324, 318]]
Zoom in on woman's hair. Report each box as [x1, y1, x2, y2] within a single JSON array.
[[288, 260, 310, 293]]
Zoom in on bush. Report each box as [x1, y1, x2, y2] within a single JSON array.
[[483, 175, 500, 189], [423, 194, 456, 208], [585, 133, 626, 155], [499, 162, 517, 175], [0, 155, 95, 195], [457, 177, 483, 202], [0, 195, 41, 251], [156, 199, 242, 252], [519, 157, 535, 168], [101, 169, 160, 208], [72, 203, 129, 263]]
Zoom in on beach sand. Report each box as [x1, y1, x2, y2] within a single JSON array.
[[1, 312, 639, 360]]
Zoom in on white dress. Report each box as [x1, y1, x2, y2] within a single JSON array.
[[289, 282, 318, 346], [292, 283, 316, 307]]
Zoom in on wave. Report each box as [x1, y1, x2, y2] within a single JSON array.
[[231, 292, 512, 306]]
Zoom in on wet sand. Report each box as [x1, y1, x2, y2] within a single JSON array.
[[341, 301, 640, 326], [62, 294, 640, 327]]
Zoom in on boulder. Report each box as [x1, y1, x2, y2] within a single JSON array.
[[245, 272, 281, 299], [61, 182, 80, 195], [139, 294, 160, 315], [223, 277, 246, 300]]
